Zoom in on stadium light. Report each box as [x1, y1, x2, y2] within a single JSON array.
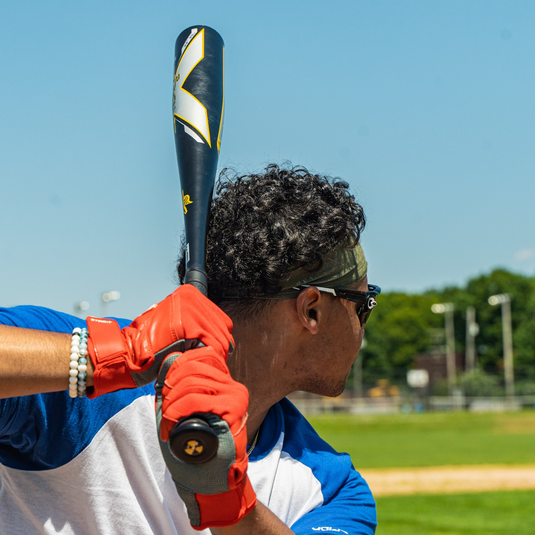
[[431, 302, 456, 395], [74, 301, 90, 318], [465, 306, 479, 372], [101, 291, 121, 317]]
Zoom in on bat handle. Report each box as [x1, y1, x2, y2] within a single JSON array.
[[168, 416, 219, 463], [184, 267, 209, 296], [167, 275, 218, 463]]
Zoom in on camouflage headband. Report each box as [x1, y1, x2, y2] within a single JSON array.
[[261, 241, 368, 299]]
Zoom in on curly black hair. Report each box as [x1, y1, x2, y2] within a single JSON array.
[[177, 164, 365, 313]]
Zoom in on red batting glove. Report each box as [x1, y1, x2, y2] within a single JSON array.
[[85, 285, 233, 398], [156, 347, 257, 530]]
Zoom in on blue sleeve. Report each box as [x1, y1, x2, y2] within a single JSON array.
[[290, 469, 377, 535], [0, 306, 148, 470], [0, 305, 128, 332], [279, 399, 377, 535], [0, 306, 88, 439]]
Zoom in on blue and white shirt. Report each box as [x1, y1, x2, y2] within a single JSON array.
[[0, 306, 377, 534]]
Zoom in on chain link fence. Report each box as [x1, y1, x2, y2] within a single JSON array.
[[288, 364, 535, 415]]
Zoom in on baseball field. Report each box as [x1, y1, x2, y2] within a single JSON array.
[[308, 411, 535, 534]]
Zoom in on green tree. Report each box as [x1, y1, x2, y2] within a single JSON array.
[[463, 269, 534, 375], [362, 292, 440, 384], [359, 268, 535, 389]]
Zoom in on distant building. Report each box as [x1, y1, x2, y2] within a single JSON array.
[[413, 352, 465, 389]]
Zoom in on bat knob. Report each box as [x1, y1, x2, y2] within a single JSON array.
[[168, 417, 219, 463]]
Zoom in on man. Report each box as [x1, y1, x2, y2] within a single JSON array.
[[0, 164, 378, 534]]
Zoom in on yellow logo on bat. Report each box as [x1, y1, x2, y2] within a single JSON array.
[[185, 440, 204, 456], [182, 190, 193, 214]]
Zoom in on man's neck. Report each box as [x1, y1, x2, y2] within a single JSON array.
[[228, 344, 289, 445], [227, 303, 301, 445]]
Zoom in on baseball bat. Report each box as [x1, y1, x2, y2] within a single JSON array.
[[168, 26, 225, 464]]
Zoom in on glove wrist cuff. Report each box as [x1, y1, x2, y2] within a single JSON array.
[[86, 317, 135, 398], [194, 476, 257, 530]]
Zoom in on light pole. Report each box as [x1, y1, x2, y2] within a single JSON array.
[[101, 291, 121, 317], [353, 336, 366, 399], [431, 303, 456, 395], [465, 306, 479, 372], [488, 293, 514, 400]]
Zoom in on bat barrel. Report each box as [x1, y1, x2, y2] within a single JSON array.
[[169, 25, 225, 464]]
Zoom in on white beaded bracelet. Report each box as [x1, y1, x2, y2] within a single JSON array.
[[69, 327, 88, 398]]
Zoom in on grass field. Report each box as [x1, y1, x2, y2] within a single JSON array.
[[307, 411, 535, 468], [376, 490, 535, 534], [307, 411, 535, 534]]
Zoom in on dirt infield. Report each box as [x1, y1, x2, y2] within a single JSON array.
[[360, 464, 535, 496]]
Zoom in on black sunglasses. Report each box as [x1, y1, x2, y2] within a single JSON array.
[[294, 284, 381, 325]]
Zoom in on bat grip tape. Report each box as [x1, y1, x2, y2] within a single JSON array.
[[185, 268, 208, 297]]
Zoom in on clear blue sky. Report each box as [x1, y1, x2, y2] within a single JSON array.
[[1, 1, 534, 319]]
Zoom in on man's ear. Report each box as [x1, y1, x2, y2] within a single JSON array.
[[295, 287, 324, 335]]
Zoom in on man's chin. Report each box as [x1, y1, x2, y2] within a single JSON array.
[[303, 379, 346, 398]]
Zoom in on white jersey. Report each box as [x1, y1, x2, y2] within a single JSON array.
[[0, 306, 377, 534]]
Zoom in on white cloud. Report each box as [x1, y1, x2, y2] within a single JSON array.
[[514, 249, 535, 262]]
